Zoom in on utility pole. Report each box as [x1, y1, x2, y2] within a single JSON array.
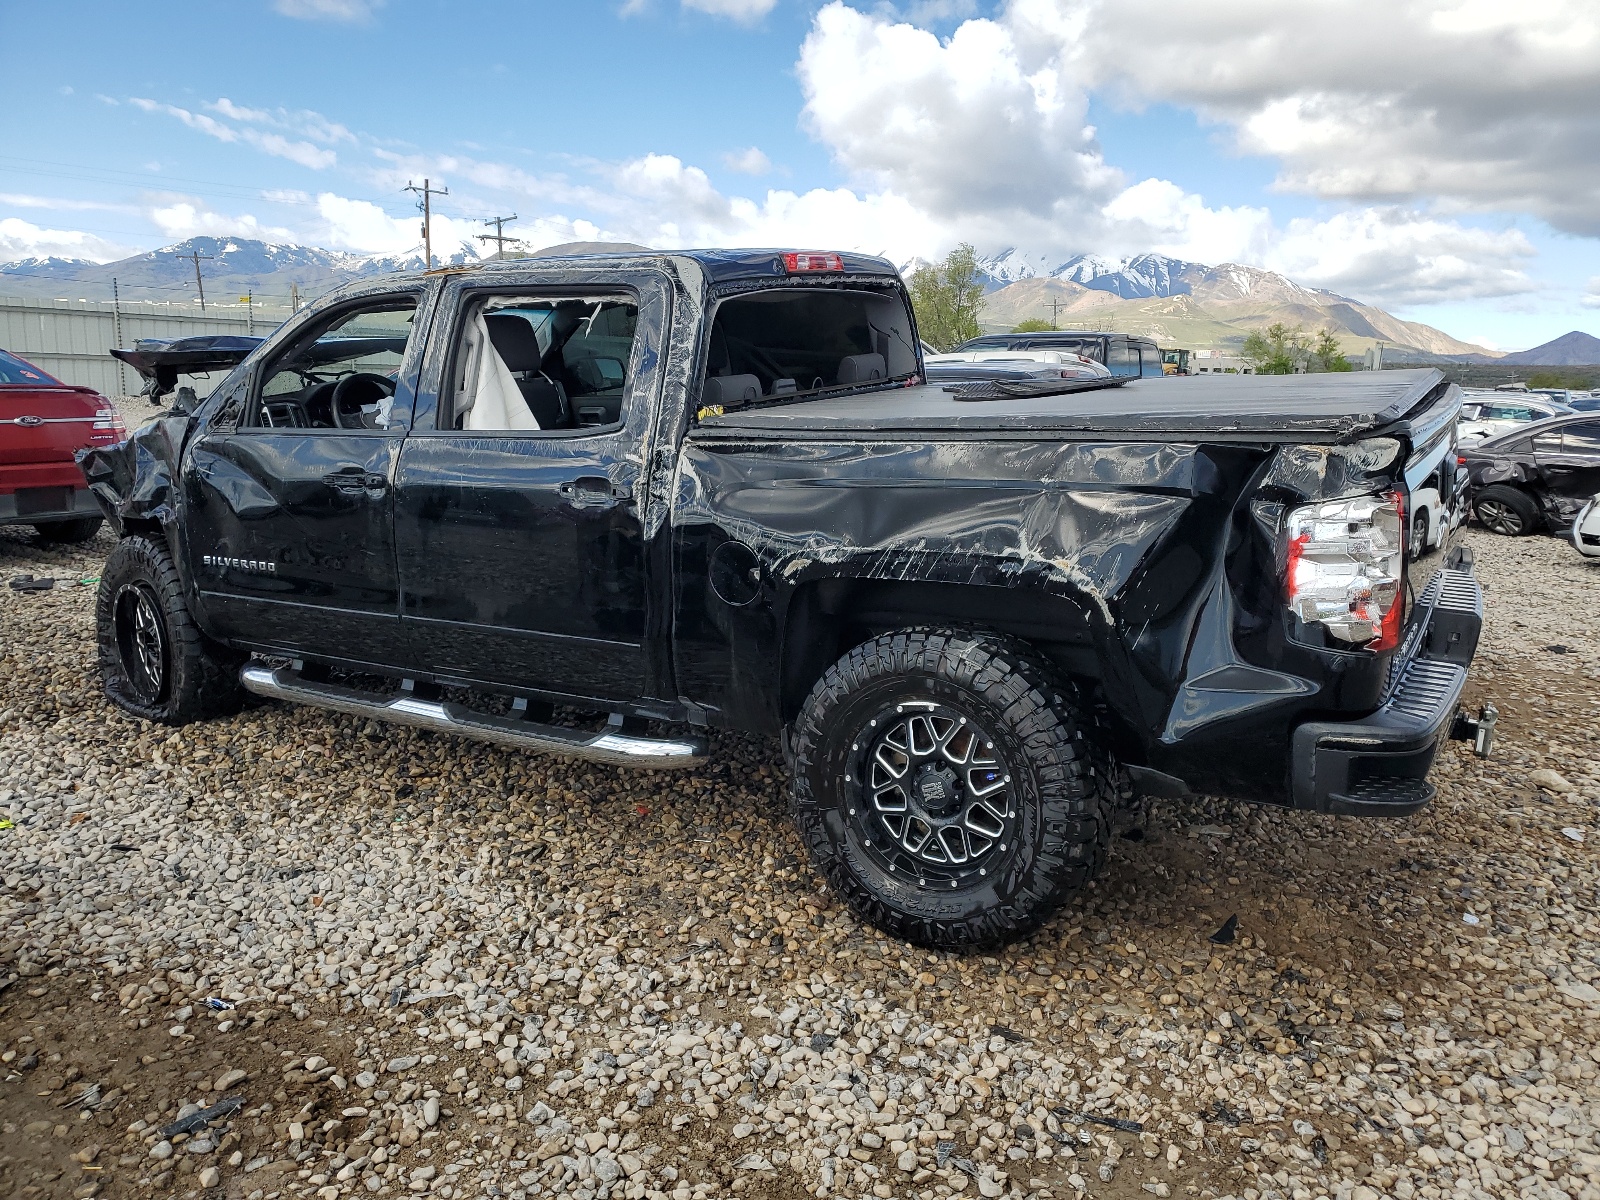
[[404, 177, 449, 269], [175, 249, 214, 311], [245, 289, 254, 335], [112, 278, 127, 396], [1046, 296, 1069, 330], [476, 213, 522, 260], [290, 282, 301, 312]]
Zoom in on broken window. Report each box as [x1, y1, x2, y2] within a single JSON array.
[[447, 294, 638, 432]]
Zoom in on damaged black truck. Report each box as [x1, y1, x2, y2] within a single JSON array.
[[82, 249, 1484, 949]]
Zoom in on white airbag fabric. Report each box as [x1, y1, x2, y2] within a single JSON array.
[[458, 311, 539, 431]]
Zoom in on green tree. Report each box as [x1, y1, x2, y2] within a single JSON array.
[[1011, 317, 1055, 333], [1241, 322, 1311, 374], [909, 243, 986, 351], [1311, 329, 1354, 372]]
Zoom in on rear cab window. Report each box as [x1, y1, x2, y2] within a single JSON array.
[[699, 286, 919, 412]]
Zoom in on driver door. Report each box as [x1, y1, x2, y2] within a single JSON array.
[[182, 291, 427, 668]]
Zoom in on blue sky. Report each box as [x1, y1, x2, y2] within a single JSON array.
[[2, 0, 1598, 351]]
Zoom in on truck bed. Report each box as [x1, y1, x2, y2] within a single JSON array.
[[699, 367, 1452, 443]]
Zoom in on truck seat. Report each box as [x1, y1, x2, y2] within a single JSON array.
[[485, 314, 571, 429], [702, 374, 761, 408], [838, 353, 886, 384]]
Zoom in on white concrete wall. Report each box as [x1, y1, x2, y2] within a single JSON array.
[[0, 295, 294, 396]]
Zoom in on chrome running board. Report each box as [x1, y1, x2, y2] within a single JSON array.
[[239, 664, 707, 769]]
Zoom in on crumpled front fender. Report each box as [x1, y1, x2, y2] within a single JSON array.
[[76, 412, 192, 538]]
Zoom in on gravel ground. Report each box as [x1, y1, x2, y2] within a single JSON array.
[[3, 511, 1599, 1200]]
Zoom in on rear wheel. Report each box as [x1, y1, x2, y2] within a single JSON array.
[[1473, 485, 1540, 536], [33, 515, 103, 544], [96, 535, 245, 724], [789, 628, 1115, 949]]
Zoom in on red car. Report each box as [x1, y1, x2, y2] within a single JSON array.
[[1, 348, 127, 542]]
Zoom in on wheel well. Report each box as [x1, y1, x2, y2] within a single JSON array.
[[779, 578, 1101, 723]]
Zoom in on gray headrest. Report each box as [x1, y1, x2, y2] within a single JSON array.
[[484, 314, 545, 373], [702, 374, 761, 408], [838, 353, 886, 384]]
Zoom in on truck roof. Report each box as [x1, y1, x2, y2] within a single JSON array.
[[473, 248, 902, 284], [699, 368, 1455, 442]]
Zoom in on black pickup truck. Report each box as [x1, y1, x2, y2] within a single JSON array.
[[82, 248, 1484, 948]]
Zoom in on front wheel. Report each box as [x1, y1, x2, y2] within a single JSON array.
[[789, 628, 1115, 949], [1473, 485, 1540, 536], [96, 535, 245, 724]]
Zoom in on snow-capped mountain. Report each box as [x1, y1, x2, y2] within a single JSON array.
[[0, 236, 486, 305]]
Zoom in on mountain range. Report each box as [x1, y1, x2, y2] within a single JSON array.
[[8, 236, 1594, 362], [952, 250, 1497, 359], [0, 236, 485, 310]]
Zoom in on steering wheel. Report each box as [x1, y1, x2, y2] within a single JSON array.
[[331, 373, 396, 430]]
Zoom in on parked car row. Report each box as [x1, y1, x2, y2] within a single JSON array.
[[1462, 413, 1600, 556]]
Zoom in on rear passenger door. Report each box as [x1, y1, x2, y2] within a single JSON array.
[[1536, 421, 1600, 517], [392, 272, 671, 703]]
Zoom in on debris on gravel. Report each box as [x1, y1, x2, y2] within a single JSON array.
[[3, 513, 1599, 1200]]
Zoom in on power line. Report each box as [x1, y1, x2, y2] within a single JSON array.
[[174, 249, 214, 311], [476, 213, 522, 259], [404, 178, 449, 270]]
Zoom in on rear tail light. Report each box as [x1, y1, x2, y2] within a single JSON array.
[[782, 251, 845, 273], [1286, 491, 1406, 651], [91, 407, 129, 440]]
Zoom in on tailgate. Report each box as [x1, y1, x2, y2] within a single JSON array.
[[0, 385, 116, 467]]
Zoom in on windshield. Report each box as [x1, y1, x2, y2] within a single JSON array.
[[0, 349, 60, 385]]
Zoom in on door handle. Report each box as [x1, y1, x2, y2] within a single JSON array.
[[323, 470, 389, 494], [558, 477, 632, 509]]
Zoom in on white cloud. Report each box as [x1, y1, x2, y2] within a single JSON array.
[[1013, 0, 1600, 236], [1584, 278, 1600, 309], [0, 217, 130, 264], [798, 3, 1119, 235], [147, 201, 296, 243], [1102, 179, 1273, 266], [1266, 209, 1537, 307], [131, 97, 338, 169], [273, 0, 382, 21], [0, 193, 135, 215], [681, 0, 778, 22], [723, 147, 772, 175]]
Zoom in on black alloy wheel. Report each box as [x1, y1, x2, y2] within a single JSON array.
[[790, 627, 1118, 949], [113, 582, 168, 705], [96, 534, 245, 725], [848, 702, 1017, 889]]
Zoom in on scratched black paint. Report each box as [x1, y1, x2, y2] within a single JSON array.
[[81, 250, 1468, 809]]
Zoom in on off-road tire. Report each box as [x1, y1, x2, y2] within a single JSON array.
[[96, 534, 245, 725], [33, 515, 103, 544], [1472, 484, 1541, 536], [790, 627, 1116, 949]]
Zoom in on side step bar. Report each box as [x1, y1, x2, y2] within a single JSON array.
[[239, 664, 708, 769]]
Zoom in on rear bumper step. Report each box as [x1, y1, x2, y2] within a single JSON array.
[[239, 664, 708, 769], [1289, 562, 1483, 817]]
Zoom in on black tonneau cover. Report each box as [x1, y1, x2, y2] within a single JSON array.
[[700, 368, 1452, 442]]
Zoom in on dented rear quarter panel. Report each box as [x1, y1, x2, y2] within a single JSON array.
[[674, 422, 1433, 804]]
